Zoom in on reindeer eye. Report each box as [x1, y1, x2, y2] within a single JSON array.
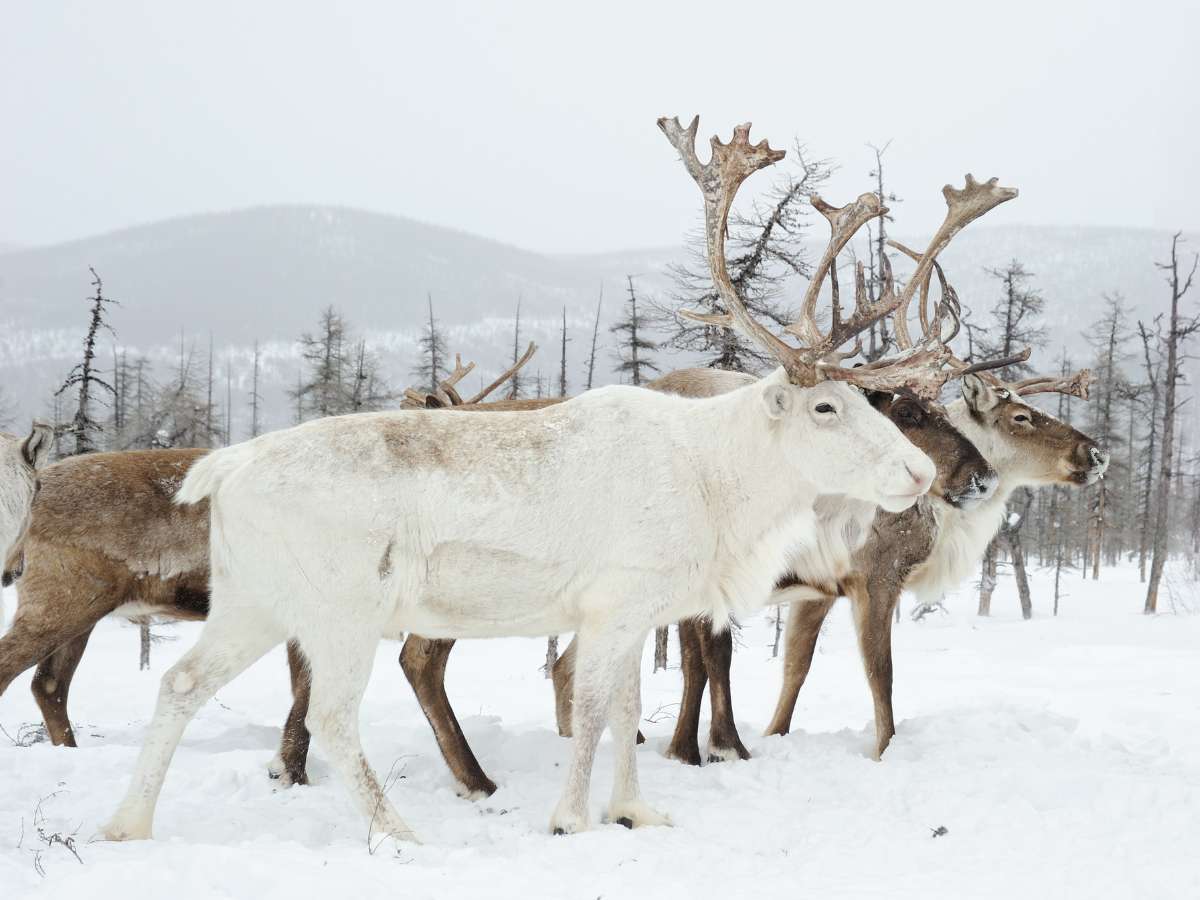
[[1014, 413, 1031, 424], [815, 403, 835, 414]]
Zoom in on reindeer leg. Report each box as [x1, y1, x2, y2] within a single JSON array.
[[850, 581, 897, 760], [550, 621, 648, 835], [268, 640, 311, 786], [299, 622, 419, 849], [663, 618, 707, 766], [102, 607, 283, 842], [1, 608, 96, 700], [702, 624, 750, 762], [763, 597, 837, 737], [31, 627, 94, 747], [553, 636, 644, 745], [605, 640, 670, 829], [400, 635, 497, 799], [551, 635, 577, 738]]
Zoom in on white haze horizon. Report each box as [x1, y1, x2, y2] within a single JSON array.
[[2, 0, 1197, 254]]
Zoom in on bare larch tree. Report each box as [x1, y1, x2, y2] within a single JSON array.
[[611, 276, 660, 387], [1083, 295, 1130, 578], [584, 285, 603, 390], [412, 294, 448, 393], [1136, 319, 1164, 581], [1145, 233, 1199, 614], [508, 298, 525, 400], [863, 141, 900, 361], [56, 268, 117, 456], [977, 260, 1047, 616], [249, 340, 263, 438]]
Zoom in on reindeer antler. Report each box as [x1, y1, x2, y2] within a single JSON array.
[[658, 117, 809, 377], [464, 341, 537, 405], [401, 353, 477, 409], [1009, 369, 1093, 400], [660, 115, 1018, 399]]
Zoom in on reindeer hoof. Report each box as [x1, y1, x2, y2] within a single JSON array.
[[549, 808, 589, 836], [605, 801, 672, 829], [706, 743, 752, 764], [267, 753, 308, 787], [99, 819, 151, 842], [664, 744, 703, 767]]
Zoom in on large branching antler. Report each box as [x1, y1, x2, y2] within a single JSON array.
[[886, 176, 1018, 350], [886, 240, 1031, 382], [657, 117, 809, 378], [659, 115, 1017, 399]]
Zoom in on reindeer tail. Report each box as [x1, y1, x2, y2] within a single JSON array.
[[175, 444, 252, 506]]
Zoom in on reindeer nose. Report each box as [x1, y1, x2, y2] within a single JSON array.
[[1081, 443, 1109, 471]]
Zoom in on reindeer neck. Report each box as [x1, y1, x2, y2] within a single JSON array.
[[686, 387, 821, 575]]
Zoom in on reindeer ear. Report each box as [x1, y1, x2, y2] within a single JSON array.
[[961, 375, 1000, 414], [762, 384, 793, 420], [21, 422, 53, 470]]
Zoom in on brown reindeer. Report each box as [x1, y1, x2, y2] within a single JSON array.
[[0, 351, 535, 763]]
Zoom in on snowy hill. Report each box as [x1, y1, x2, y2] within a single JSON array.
[[0, 206, 1182, 433]]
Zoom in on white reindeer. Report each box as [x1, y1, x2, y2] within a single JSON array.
[[101, 118, 1001, 848]]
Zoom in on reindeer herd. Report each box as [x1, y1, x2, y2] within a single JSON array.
[[0, 117, 1108, 852]]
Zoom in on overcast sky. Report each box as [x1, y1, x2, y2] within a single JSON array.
[[2, 0, 1195, 254]]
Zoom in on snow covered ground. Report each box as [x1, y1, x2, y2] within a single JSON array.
[[2, 563, 1198, 899]]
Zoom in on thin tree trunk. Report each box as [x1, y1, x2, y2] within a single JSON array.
[[653, 626, 669, 672], [585, 284, 603, 390], [1146, 235, 1198, 613], [1008, 531, 1033, 620], [978, 538, 998, 616], [139, 621, 151, 670]]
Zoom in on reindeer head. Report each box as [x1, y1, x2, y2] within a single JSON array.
[[0, 422, 53, 572], [959, 374, 1109, 487], [865, 392, 997, 509]]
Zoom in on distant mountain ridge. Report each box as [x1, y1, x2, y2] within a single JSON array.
[[0, 204, 1184, 434]]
